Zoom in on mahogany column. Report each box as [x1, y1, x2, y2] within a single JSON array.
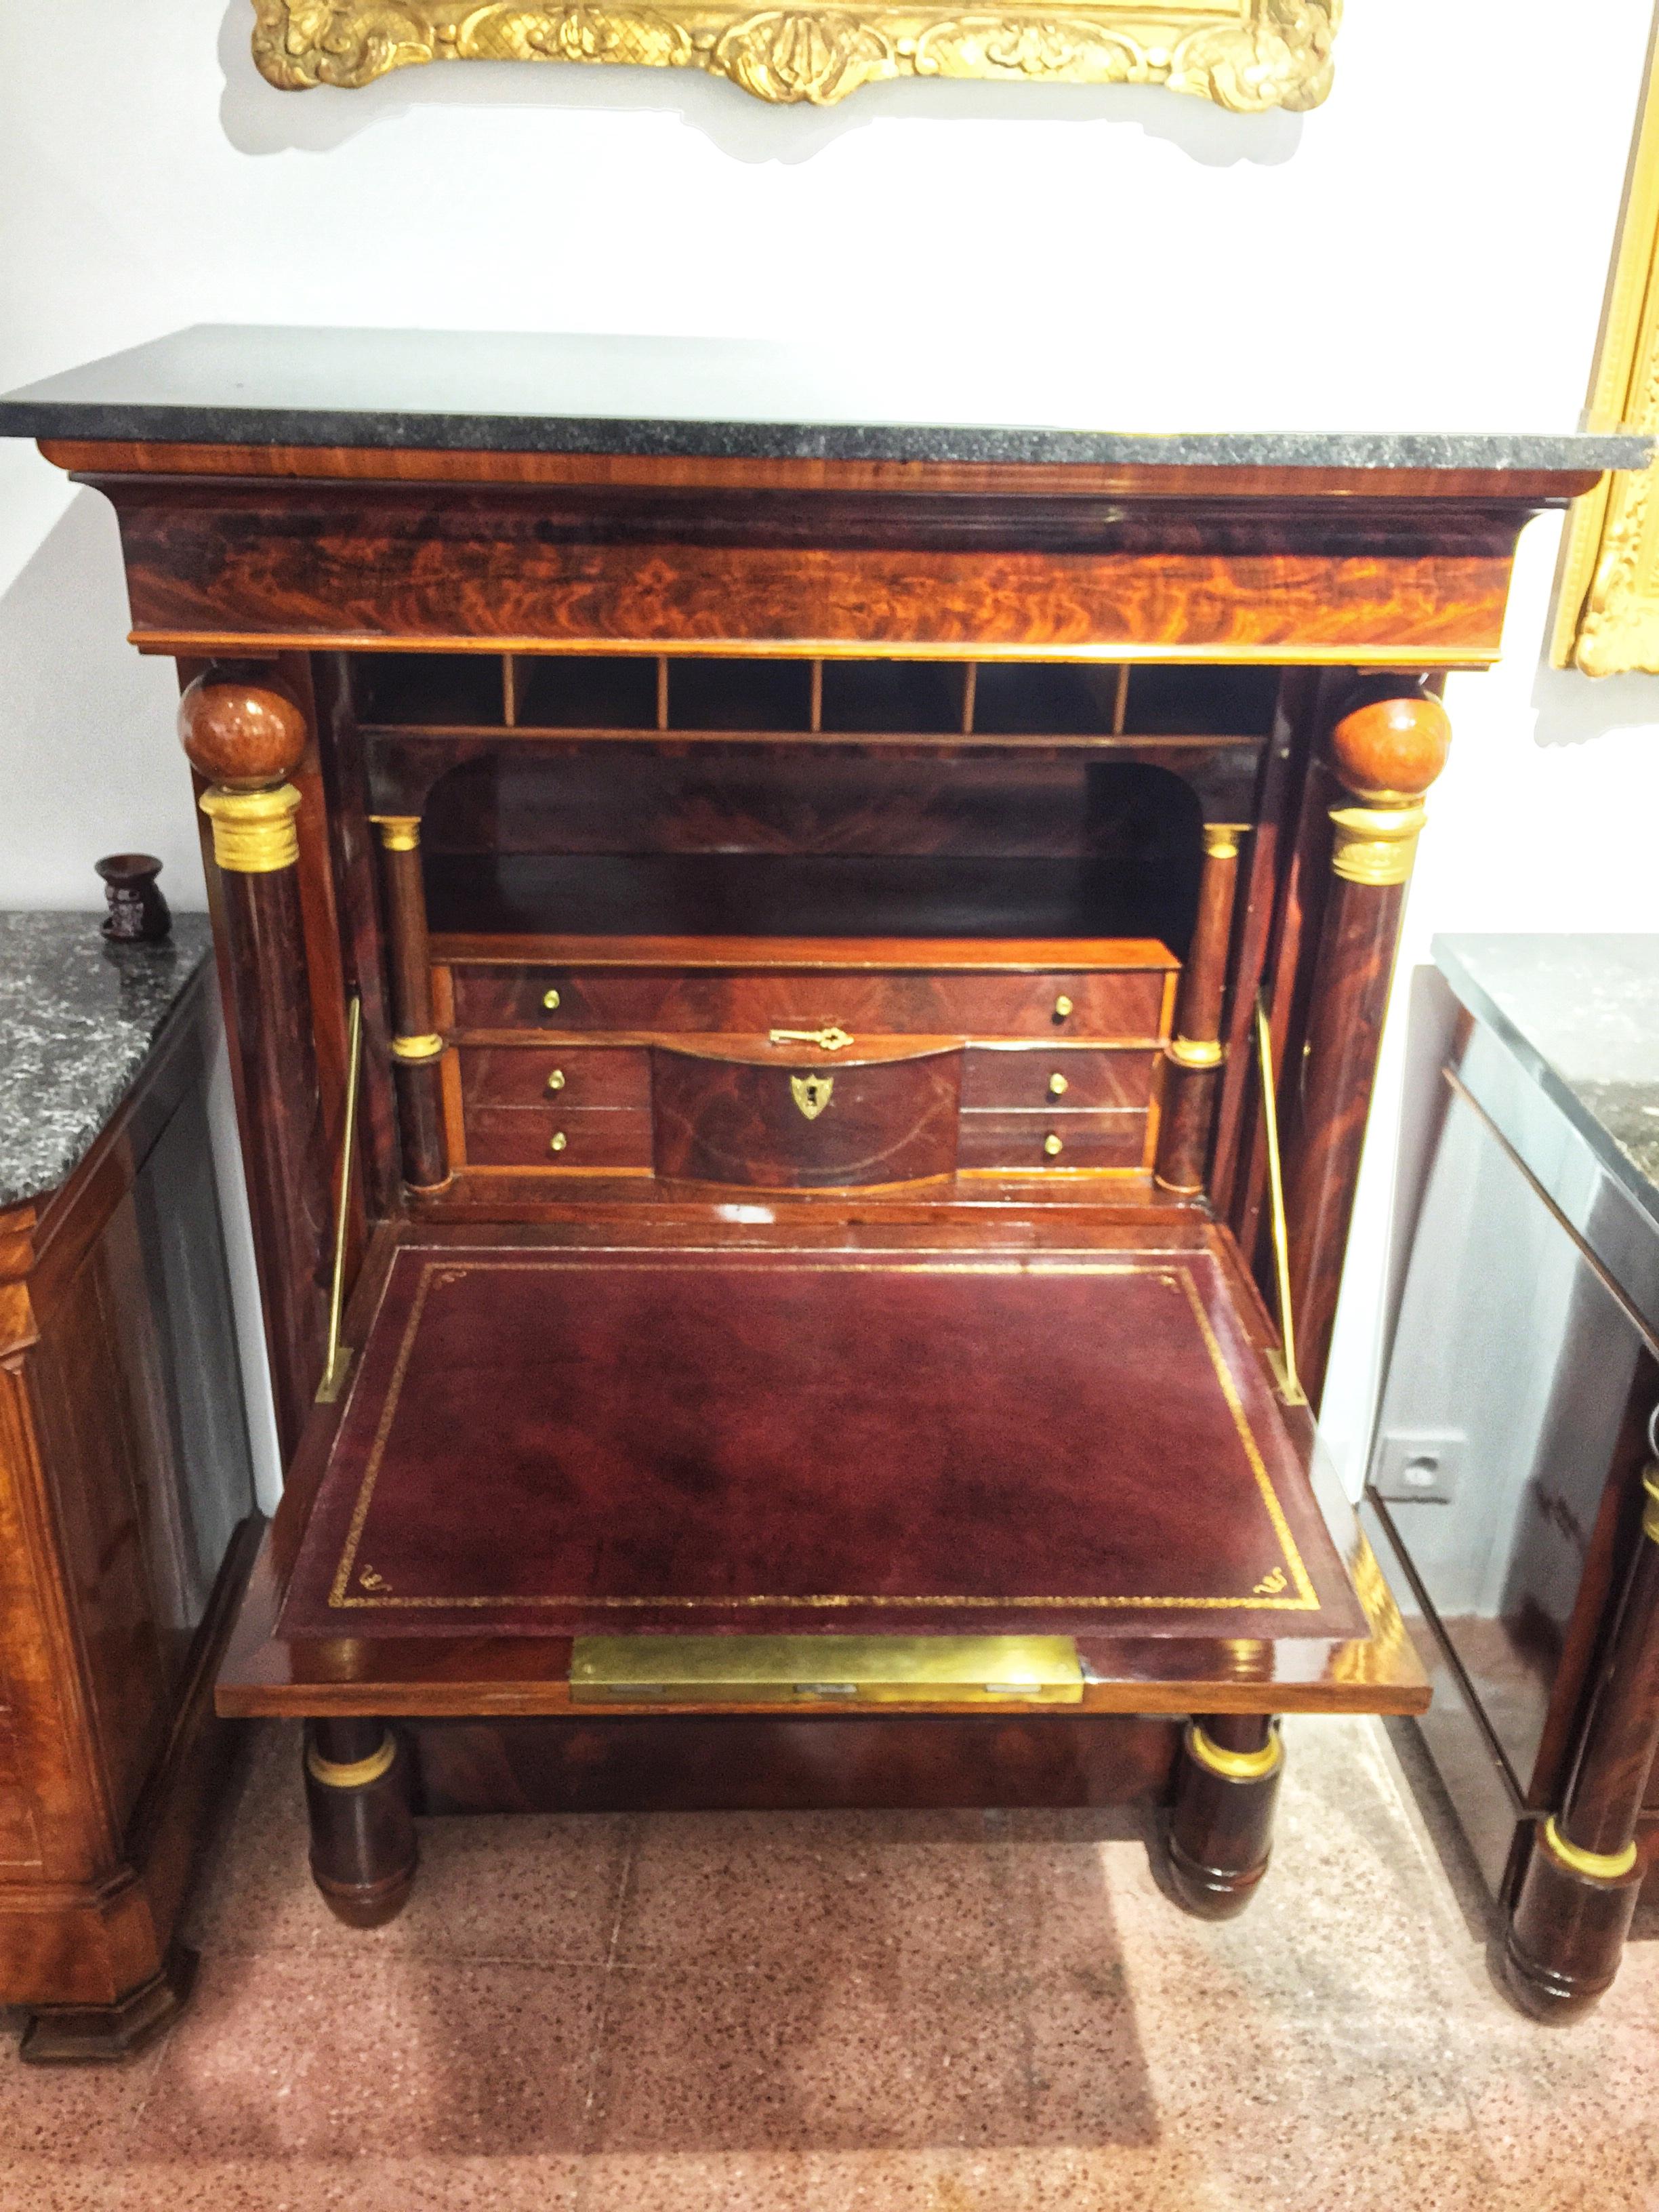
[[1155, 822, 1246, 1195], [303, 1718, 417, 1926], [1504, 1435, 1659, 2019], [1283, 686, 1452, 1406], [1163, 1713, 1284, 1917], [180, 666, 331, 1455], [369, 815, 449, 1190]]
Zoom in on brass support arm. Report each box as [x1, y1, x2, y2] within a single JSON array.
[[1254, 997, 1305, 1407], [316, 992, 364, 1406]]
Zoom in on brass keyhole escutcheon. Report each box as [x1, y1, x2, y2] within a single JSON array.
[[791, 1073, 834, 1120], [549, 1130, 567, 1154], [547, 1069, 565, 1092], [1053, 995, 1073, 1021], [1048, 1071, 1069, 1098], [1043, 1132, 1064, 1158], [542, 987, 562, 1012]]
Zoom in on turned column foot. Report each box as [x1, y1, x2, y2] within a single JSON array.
[[1501, 1818, 1644, 2023], [1497, 1428, 1659, 2021], [1161, 1716, 1283, 1920], [19, 1943, 197, 2064], [304, 1718, 417, 1928]]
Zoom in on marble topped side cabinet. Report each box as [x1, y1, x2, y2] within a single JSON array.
[[0, 328, 1646, 2022], [1367, 937, 1659, 2020], [0, 917, 257, 2060]]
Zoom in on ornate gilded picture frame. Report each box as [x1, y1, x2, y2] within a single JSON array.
[[251, 0, 1338, 108], [1553, 17, 1659, 673]]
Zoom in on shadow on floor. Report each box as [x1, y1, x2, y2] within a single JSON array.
[[8, 1715, 1659, 2211]]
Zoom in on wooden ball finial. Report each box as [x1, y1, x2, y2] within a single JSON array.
[[1328, 692, 1452, 804], [178, 667, 306, 790]]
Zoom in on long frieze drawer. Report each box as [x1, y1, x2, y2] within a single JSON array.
[[958, 1111, 1149, 1172], [960, 1047, 1160, 1111], [464, 1106, 654, 1168], [457, 1044, 651, 1109], [450, 966, 1169, 1040], [653, 1046, 961, 1189]]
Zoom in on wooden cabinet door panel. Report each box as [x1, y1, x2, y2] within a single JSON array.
[[26, 1233, 174, 1837], [0, 1708, 42, 1870]]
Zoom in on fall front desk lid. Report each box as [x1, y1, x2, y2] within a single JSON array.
[[276, 1243, 1364, 1641]]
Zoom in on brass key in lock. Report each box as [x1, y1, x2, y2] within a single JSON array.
[[767, 1025, 855, 1052]]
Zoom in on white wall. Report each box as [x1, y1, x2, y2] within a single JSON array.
[[3, 0, 1658, 1492]]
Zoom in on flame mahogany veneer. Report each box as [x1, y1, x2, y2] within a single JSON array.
[[0, 964, 260, 2057]]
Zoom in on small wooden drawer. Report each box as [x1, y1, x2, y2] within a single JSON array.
[[958, 1111, 1148, 1172], [464, 1106, 654, 1169], [457, 1046, 651, 1109], [919, 973, 1167, 1039], [960, 1048, 1160, 1112], [449, 965, 1168, 1042], [653, 1046, 962, 1189]]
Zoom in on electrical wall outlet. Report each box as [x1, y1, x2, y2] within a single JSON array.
[[1372, 1430, 1466, 1507]]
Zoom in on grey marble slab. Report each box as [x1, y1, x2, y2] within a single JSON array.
[[0, 912, 213, 1209], [1434, 935, 1659, 1229], [0, 327, 1647, 471]]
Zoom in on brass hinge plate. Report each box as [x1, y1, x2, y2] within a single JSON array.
[[569, 1634, 1084, 1706], [314, 1345, 354, 1406], [1265, 1347, 1307, 1408]]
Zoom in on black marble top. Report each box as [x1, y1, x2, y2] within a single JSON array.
[[0, 327, 1646, 472], [0, 913, 213, 1210], [1435, 935, 1659, 1226]]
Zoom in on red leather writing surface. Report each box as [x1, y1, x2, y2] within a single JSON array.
[[279, 1246, 1361, 1640]]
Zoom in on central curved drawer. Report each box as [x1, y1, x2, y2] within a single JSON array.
[[652, 1045, 962, 1189]]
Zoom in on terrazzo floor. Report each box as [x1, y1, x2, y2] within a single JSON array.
[[5, 1713, 1658, 2211]]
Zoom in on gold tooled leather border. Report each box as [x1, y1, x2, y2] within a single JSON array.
[[321, 1253, 1322, 1616]]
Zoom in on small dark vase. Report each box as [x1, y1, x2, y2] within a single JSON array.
[[95, 854, 171, 943]]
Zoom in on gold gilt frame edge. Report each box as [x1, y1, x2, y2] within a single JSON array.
[[1554, 11, 1659, 674], [250, 0, 1339, 109]]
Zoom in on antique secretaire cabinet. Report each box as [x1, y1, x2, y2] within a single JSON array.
[[1, 329, 1644, 2027]]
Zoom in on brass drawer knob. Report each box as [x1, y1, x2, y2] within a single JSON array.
[[547, 1068, 566, 1092], [1048, 1071, 1069, 1098], [549, 1130, 567, 1154], [1043, 1132, 1064, 1158], [542, 987, 562, 1012], [1053, 994, 1073, 1020]]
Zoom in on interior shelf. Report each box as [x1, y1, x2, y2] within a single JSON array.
[[422, 853, 1197, 945]]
